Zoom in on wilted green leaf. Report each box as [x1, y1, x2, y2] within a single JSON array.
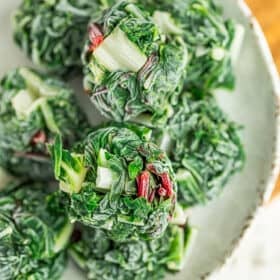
[[154, 92, 245, 207], [0, 68, 90, 180], [0, 182, 73, 280], [12, 0, 110, 75], [70, 223, 196, 280], [50, 124, 177, 241], [83, 0, 188, 126]]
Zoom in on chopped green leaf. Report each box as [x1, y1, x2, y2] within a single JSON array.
[[0, 182, 71, 279], [50, 124, 177, 241], [83, 0, 187, 126], [0, 67, 90, 180]]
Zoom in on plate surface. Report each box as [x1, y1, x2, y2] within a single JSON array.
[[0, 0, 279, 279]]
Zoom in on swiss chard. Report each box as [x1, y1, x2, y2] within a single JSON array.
[[83, 0, 188, 126], [49, 124, 177, 241], [0, 181, 73, 280], [70, 223, 197, 280], [12, 0, 110, 75], [153, 93, 245, 207], [141, 0, 244, 97], [0, 68, 89, 180]]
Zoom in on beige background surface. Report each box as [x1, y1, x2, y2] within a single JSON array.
[[246, 0, 280, 72]]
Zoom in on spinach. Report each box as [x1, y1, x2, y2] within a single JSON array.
[[83, 0, 188, 126], [49, 124, 177, 241], [141, 0, 241, 97], [154, 93, 245, 208], [0, 68, 90, 180], [12, 0, 110, 75], [70, 223, 196, 280], [0, 181, 73, 280]]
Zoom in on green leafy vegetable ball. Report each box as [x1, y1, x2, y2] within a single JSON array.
[[154, 93, 245, 208], [49, 124, 177, 241], [12, 0, 106, 75], [0, 67, 89, 180], [141, 0, 243, 97], [83, 0, 188, 126], [0, 182, 73, 280], [70, 223, 196, 280]]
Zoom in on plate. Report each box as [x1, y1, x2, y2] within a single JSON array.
[[0, 0, 279, 279]]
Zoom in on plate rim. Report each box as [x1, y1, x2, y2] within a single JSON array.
[[202, 0, 280, 279], [1, 1, 279, 279]]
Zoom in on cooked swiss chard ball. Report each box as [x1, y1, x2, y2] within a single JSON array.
[[83, 0, 188, 126], [0, 67, 89, 180], [12, 0, 109, 75], [49, 124, 177, 241], [154, 93, 245, 208], [141, 0, 244, 97], [0, 182, 73, 280], [70, 223, 196, 280]]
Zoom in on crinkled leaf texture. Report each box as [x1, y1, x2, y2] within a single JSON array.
[[0, 182, 72, 280], [13, 0, 106, 75], [83, 0, 188, 126], [70, 223, 195, 280], [154, 93, 245, 207], [141, 0, 238, 97], [50, 124, 177, 242], [0, 68, 89, 180]]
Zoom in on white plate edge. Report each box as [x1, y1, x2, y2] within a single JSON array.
[[202, 1, 280, 279]]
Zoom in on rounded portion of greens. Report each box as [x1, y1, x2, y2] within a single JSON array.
[[70, 223, 196, 280], [49, 124, 177, 241], [0, 182, 73, 280], [0, 248, 66, 280], [141, 0, 240, 97], [12, 0, 106, 75], [0, 67, 89, 180], [83, 0, 188, 126], [154, 93, 245, 208]]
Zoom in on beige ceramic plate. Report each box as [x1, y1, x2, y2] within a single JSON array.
[[0, 0, 280, 279]]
